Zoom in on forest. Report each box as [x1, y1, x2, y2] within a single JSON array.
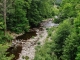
[[0, 0, 80, 60]]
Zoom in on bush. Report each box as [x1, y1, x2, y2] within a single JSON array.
[[0, 44, 13, 60], [51, 20, 72, 59]]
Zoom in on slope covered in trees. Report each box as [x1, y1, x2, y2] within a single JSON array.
[[35, 0, 80, 60], [0, 0, 54, 59], [0, 0, 80, 60]]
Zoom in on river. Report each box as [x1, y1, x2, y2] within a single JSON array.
[[6, 19, 59, 60]]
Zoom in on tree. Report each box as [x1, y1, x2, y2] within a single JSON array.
[[0, 44, 13, 60], [7, 0, 29, 33], [27, 0, 43, 27], [0, 0, 4, 31], [3, 0, 7, 35], [62, 13, 80, 60], [0, 0, 7, 35], [51, 20, 71, 59], [27, 0, 53, 27], [34, 40, 53, 60], [62, 31, 78, 60], [55, 0, 80, 23], [75, 46, 80, 60]]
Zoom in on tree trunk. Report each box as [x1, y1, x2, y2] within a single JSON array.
[[3, 0, 6, 36]]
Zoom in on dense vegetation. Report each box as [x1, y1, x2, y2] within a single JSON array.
[[0, 0, 80, 60], [35, 0, 80, 60], [0, 0, 54, 59]]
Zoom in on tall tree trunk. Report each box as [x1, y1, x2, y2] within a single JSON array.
[[3, 0, 6, 36]]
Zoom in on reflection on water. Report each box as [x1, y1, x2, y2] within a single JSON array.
[[7, 31, 37, 60], [6, 46, 22, 60], [16, 31, 37, 40], [7, 20, 59, 60]]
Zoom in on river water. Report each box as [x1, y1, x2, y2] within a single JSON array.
[[16, 31, 37, 40], [6, 19, 59, 60]]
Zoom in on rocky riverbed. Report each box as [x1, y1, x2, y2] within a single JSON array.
[[7, 19, 58, 60], [17, 28, 48, 60]]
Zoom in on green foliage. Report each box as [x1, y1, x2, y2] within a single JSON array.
[[27, 0, 53, 27], [22, 56, 29, 60], [53, 16, 61, 23], [52, 15, 80, 60], [0, 44, 13, 60], [75, 46, 80, 60], [27, 0, 43, 26], [34, 40, 53, 60], [51, 20, 72, 59], [62, 30, 79, 60], [55, 0, 80, 23], [35, 0, 80, 60], [6, 0, 54, 32], [62, 18, 80, 60], [0, 18, 4, 30], [55, 0, 62, 5], [47, 27, 56, 36], [1, 0, 80, 60], [0, 31, 13, 44], [74, 14, 80, 34], [52, 5, 59, 15], [38, 0, 53, 18], [7, 0, 29, 33], [61, 3, 75, 17]]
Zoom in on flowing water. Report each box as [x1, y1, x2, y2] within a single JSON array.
[[16, 31, 37, 40], [6, 31, 37, 60], [6, 19, 59, 60], [6, 46, 22, 60]]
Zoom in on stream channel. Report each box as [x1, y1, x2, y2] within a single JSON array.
[[6, 19, 59, 60]]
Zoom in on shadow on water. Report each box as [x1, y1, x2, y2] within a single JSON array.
[[6, 31, 37, 60], [6, 20, 58, 60], [16, 31, 37, 40], [6, 46, 22, 60]]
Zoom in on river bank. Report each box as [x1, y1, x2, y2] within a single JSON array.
[[17, 28, 48, 60], [7, 18, 58, 60]]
